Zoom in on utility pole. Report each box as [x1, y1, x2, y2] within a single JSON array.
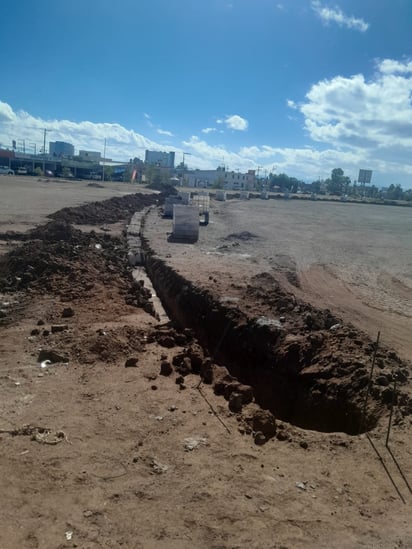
[[182, 151, 191, 169], [182, 152, 191, 185], [42, 129, 49, 175], [102, 138, 106, 181]]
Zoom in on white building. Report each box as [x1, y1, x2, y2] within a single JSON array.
[[145, 150, 175, 168], [185, 169, 225, 188], [184, 168, 257, 190], [224, 169, 257, 191]]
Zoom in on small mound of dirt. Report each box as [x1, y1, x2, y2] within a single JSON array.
[[146, 182, 178, 195], [29, 220, 83, 242], [225, 231, 258, 241], [72, 326, 146, 364]]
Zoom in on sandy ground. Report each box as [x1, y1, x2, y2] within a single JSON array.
[[0, 175, 152, 233], [0, 179, 411, 548]]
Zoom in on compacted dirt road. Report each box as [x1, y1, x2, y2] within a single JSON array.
[[0, 178, 411, 548]]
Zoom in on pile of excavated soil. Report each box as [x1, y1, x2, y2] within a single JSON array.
[[0, 221, 129, 297], [48, 192, 161, 224]]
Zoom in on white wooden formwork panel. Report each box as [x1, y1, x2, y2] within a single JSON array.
[[172, 204, 199, 241], [215, 190, 227, 201], [164, 197, 182, 217], [178, 191, 191, 205]]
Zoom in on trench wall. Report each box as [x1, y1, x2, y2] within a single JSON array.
[[141, 234, 377, 435]]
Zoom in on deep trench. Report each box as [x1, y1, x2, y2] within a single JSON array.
[[138, 240, 381, 436]]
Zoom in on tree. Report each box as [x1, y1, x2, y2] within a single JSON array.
[[103, 166, 113, 181], [268, 173, 304, 192], [212, 176, 225, 189], [311, 180, 321, 194], [326, 168, 351, 195], [404, 189, 412, 201], [386, 184, 404, 200]]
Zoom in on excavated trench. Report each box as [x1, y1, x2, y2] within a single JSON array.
[[142, 251, 375, 435], [136, 210, 409, 435]]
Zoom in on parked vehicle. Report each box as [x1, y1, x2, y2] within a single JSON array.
[[0, 166, 14, 175], [17, 167, 28, 175]]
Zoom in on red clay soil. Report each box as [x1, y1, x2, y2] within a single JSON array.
[[0, 192, 411, 548]]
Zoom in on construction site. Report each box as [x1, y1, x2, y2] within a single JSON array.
[[0, 175, 411, 548]]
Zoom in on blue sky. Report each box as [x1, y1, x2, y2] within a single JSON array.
[[1, 0, 412, 187]]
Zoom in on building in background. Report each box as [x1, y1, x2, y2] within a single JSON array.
[[184, 168, 257, 191], [145, 150, 175, 168], [78, 150, 102, 162], [49, 141, 74, 157], [223, 169, 257, 191], [185, 168, 226, 188]]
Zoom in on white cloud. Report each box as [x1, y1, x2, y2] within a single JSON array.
[[201, 127, 217, 134], [311, 1, 369, 32], [299, 59, 412, 154], [181, 135, 252, 171], [225, 114, 249, 131], [0, 101, 15, 122], [379, 59, 412, 75], [143, 112, 154, 128], [0, 101, 175, 160], [281, 58, 412, 184], [180, 138, 357, 183], [216, 114, 249, 131], [157, 128, 174, 136]]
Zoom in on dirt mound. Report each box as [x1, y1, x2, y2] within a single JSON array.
[[48, 192, 161, 225], [225, 231, 259, 241], [0, 225, 126, 292], [72, 325, 146, 364], [145, 181, 178, 195], [29, 220, 83, 242]]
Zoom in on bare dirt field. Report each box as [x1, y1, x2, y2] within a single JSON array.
[[0, 176, 154, 237], [0, 178, 411, 548]]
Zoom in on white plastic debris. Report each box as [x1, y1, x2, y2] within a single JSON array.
[[39, 360, 68, 369], [183, 437, 208, 452], [65, 530, 73, 540], [296, 481, 307, 491], [151, 459, 168, 474]]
